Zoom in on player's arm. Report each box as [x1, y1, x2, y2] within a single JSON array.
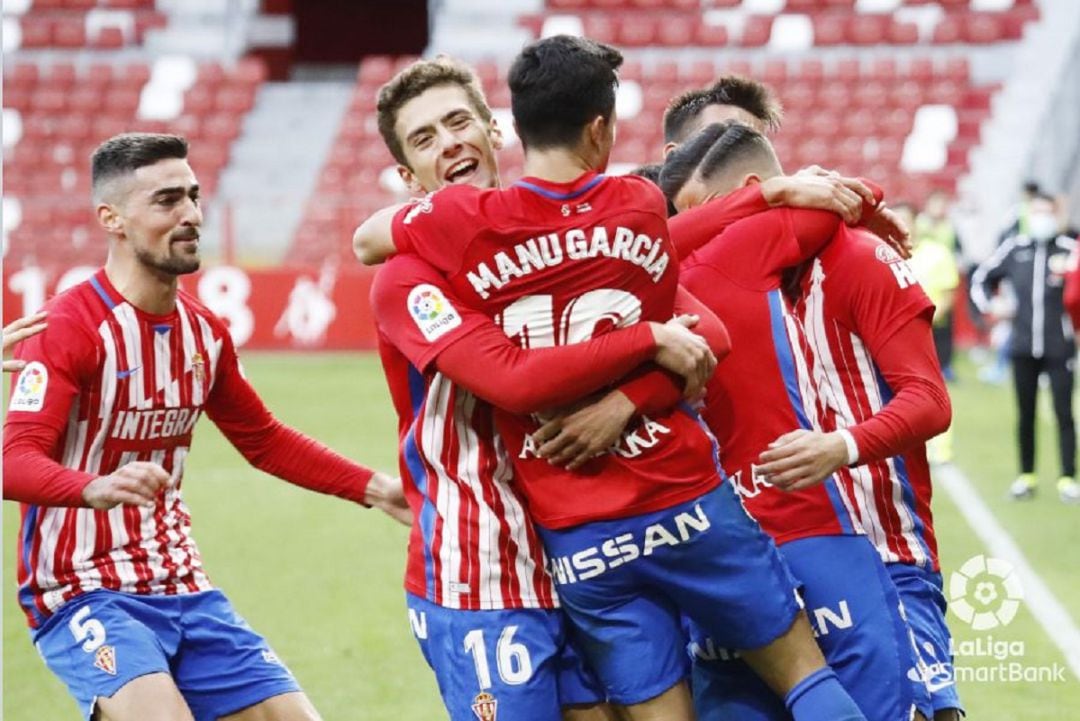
[[667, 174, 869, 259], [204, 332, 408, 524], [372, 258, 715, 416], [970, 240, 1015, 314], [1063, 248, 1080, 328], [3, 315, 171, 509], [352, 203, 408, 265], [757, 313, 950, 490], [532, 286, 731, 469]]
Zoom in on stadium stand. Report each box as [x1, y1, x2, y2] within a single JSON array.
[[2, 1, 269, 270]]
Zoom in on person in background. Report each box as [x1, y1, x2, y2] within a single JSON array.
[[971, 191, 1080, 504], [915, 191, 960, 380], [902, 201, 960, 465]]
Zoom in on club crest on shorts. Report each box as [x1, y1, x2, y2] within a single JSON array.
[[94, 645, 117, 676], [471, 691, 497, 721]]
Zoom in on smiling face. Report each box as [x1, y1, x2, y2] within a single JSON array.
[[394, 84, 502, 194], [99, 157, 203, 276]]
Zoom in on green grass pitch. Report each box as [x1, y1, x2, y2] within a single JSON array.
[[4, 351, 1079, 718]]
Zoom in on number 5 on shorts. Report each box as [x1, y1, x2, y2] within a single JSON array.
[[68, 606, 106, 653], [463, 625, 533, 688]]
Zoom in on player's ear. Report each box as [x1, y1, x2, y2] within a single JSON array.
[[97, 203, 124, 236], [742, 173, 763, 189], [397, 164, 424, 195], [488, 117, 504, 151], [662, 141, 678, 159]]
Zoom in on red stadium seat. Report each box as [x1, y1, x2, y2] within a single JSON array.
[[867, 58, 898, 83], [231, 57, 269, 86], [7, 63, 40, 90], [812, 15, 847, 46], [694, 23, 728, 47], [847, 14, 889, 45], [84, 63, 114, 89], [887, 21, 918, 45], [618, 15, 658, 47], [31, 88, 67, 113], [214, 86, 256, 114], [963, 13, 1004, 44], [583, 15, 618, 44], [680, 60, 717, 86], [762, 59, 788, 86], [184, 87, 214, 116], [942, 57, 970, 83], [67, 86, 102, 115], [92, 26, 125, 49], [740, 16, 773, 48], [358, 56, 394, 87], [931, 16, 963, 44], [835, 58, 860, 84], [18, 18, 54, 49], [908, 56, 935, 84], [656, 16, 695, 47], [53, 19, 88, 48]]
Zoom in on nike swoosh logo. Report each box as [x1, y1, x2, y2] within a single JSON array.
[[116, 367, 141, 379]]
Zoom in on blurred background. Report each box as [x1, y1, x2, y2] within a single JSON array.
[[4, 1, 1080, 718]]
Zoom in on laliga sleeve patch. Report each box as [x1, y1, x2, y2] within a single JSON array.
[[408, 284, 462, 342], [9, 361, 48, 412]]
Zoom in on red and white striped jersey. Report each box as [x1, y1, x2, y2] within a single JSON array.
[[7, 270, 223, 628], [790, 227, 940, 570], [372, 255, 557, 610]]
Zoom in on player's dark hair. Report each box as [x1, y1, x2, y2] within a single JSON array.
[[1022, 179, 1041, 196], [663, 76, 783, 144], [658, 123, 728, 201], [629, 163, 678, 217], [628, 163, 662, 184], [91, 133, 188, 199], [660, 122, 780, 202], [377, 56, 493, 166], [508, 35, 622, 151]]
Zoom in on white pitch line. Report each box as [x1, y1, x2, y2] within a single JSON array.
[[936, 463, 1080, 681]]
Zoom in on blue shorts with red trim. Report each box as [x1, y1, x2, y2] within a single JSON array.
[[32, 588, 300, 721]]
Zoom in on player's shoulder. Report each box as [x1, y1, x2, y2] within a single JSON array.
[[39, 274, 112, 337], [610, 173, 667, 215], [372, 254, 443, 296], [177, 286, 230, 337]]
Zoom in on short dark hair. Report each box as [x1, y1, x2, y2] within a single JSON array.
[[663, 76, 783, 144], [377, 56, 493, 166], [508, 35, 622, 150], [659, 123, 728, 200], [660, 122, 779, 201], [628, 163, 678, 217], [91, 133, 188, 201]]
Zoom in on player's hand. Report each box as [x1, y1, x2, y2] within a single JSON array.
[[756, 429, 849, 491], [649, 316, 717, 398], [532, 390, 636, 470], [3, 311, 47, 373], [364, 471, 412, 527], [81, 461, 172, 510], [864, 205, 913, 259], [762, 173, 864, 225]]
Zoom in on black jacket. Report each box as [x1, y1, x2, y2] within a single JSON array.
[[972, 233, 1078, 358]]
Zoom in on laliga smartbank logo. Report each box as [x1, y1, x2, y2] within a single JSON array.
[[948, 554, 1024, 630]]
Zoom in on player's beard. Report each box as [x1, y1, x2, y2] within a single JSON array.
[[135, 231, 201, 276]]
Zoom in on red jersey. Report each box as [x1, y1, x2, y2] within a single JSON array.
[[681, 208, 865, 545], [790, 228, 940, 569], [5, 270, 374, 628], [391, 172, 722, 529], [371, 255, 557, 610]]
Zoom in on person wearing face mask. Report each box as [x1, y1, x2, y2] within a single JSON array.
[[972, 192, 1080, 504]]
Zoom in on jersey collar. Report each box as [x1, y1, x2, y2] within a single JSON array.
[[513, 171, 606, 201]]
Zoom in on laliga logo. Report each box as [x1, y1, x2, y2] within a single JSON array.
[[948, 555, 1024, 630], [411, 289, 444, 321]]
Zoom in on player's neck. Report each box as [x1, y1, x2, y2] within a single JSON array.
[[104, 255, 179, 316], [522, 146, 600, 184]]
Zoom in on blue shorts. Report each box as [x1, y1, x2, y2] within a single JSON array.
[[689, 535, 933, 721], [405, 593, 604, 720], [32, 588, 300, 721], [537, 485, 801, 706], [888, 563, 964, 715]]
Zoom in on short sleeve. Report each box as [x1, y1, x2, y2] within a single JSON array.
[[6, 311, 98, 433], [843, 234, 934, 356], [371, 255, 491, 372], [390, 185, 480, 273]]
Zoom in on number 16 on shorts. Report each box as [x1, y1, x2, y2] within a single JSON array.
[[464, 625, 533, 688]]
